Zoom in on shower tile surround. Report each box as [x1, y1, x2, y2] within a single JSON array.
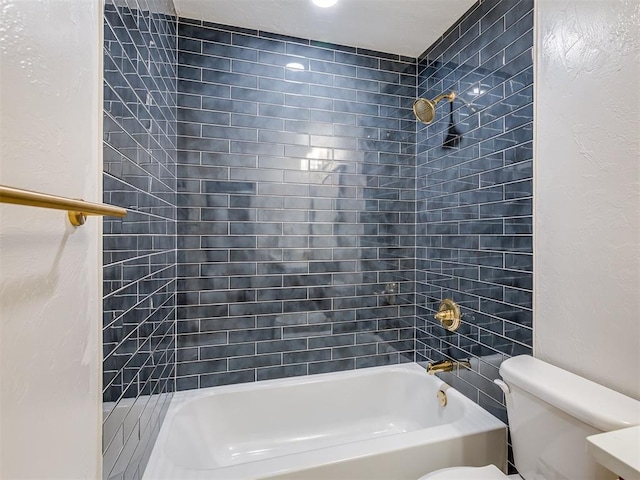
[[103, 1, 178, 479], [415, 0, 534, 430], [173, 0, 533, 408], [102, 0, 533, 476], [175, 20, 418, 389]]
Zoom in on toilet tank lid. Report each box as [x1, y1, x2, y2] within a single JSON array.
[[500, 356, 640, 432]]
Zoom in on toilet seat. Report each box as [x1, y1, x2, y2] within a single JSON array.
[[418, 465, 511, 480]]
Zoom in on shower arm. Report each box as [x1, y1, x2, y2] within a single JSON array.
[[433, 91, 456, 105]]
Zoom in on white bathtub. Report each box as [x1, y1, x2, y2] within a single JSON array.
[[143, 363, 507, 480]]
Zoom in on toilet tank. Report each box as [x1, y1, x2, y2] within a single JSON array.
[[499, 356, 640, 480]]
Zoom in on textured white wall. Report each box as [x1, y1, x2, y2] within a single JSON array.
[[0, 0, 103, 477], [535, 0, 640, 399]]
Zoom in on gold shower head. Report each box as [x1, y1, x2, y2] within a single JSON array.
[[413, 91, 456, 124]]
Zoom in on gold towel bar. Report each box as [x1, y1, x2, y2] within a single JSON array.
[[0, 184, 127, 226]]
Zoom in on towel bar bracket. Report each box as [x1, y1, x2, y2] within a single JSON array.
[[68, 211, 87, 226]]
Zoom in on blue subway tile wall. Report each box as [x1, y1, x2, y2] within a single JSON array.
[[101, 3, 533, 473], [175, 19, 417, 389], [103, 1, 177, 478], [415, 0, 533, 433]]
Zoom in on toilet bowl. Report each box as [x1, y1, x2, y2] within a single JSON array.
[[417, 356, 640, 480], [417, 465, 517, 479]]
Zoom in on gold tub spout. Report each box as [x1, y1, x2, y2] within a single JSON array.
[[427, 360, 453, 374], [426, 359, 471, 375]]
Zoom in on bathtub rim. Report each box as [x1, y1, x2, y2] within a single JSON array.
[[168, 362, 437, 414]]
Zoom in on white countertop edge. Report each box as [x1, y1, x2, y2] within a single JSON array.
[[587, 425, 640, 480]]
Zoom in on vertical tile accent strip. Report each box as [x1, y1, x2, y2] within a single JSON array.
[[176, 20, 417, 389], [102, 2, 178, 478]]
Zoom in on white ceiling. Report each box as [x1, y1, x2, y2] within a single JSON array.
[[173, 0, 476, 58]]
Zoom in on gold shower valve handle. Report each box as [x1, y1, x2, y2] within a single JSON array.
[[434, 309, 455, 322], [434, 299, 461, 332]]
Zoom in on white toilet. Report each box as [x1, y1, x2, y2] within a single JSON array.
[[420, 355, 640, 479]]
